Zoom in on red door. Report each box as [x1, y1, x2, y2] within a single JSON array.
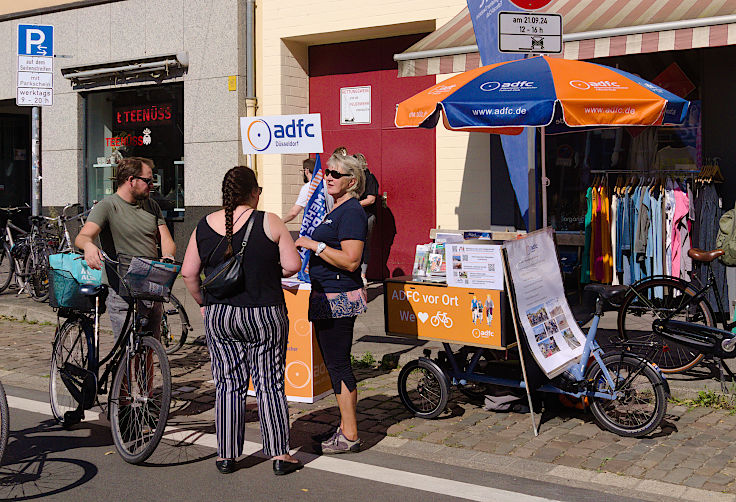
[[309, 36, 436, 279]]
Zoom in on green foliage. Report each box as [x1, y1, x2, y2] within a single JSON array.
[[670, 388, 736, 412], [350, 352, 376, 368]]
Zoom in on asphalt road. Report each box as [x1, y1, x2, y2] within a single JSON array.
[[0, 384, 648, 502]]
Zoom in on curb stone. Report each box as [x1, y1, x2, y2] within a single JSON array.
[[371, 436, 736, 502]]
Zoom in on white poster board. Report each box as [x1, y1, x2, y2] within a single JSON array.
[[447, 244, 504, 290], [502, 228, 585, 377], [240, 114, 324, 154], [340, 86, 371, 125]]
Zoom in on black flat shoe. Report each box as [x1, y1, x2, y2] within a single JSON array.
[[273, 459, 303, 476], [216, 459, 236, 474]]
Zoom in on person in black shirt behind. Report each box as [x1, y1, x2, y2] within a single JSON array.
[[353, 153, 378, 286], [296, 153, 367, 455]]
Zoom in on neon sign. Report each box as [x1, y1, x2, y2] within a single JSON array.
[[115, 103, 172, 126]]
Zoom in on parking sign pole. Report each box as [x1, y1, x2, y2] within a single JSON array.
[[31, 106, 41, 217]]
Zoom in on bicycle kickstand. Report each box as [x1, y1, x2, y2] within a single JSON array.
[[717, 359, 732, 394]]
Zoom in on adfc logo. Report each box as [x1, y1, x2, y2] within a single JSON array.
[[247, 119, 272, 151]]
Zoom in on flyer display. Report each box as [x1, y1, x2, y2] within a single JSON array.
[[502, 228, 586, 377], [446, 244, 504, 290]]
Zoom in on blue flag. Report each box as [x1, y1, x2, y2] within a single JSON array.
[[297, 154, 327, 282], [466, 0, 533, 229]]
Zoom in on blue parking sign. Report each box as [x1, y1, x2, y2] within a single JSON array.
[[18, 24, 53, 56]]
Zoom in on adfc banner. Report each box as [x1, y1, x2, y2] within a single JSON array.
[[240, 113, 324, 154]]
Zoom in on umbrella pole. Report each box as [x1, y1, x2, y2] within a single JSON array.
[[541, 126, 548, 228]]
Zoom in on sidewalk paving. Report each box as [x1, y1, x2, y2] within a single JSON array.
[[3, 282, 736, 500]]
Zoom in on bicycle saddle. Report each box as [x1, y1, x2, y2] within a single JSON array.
[[583, 284, 628, 303], [688, 248, 724, 263], [28, 215, 46, 224], [78, 284, 108, 297]]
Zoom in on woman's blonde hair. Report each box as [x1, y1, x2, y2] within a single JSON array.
[[328, 153, 364, 199]]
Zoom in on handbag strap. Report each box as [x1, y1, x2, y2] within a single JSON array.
[[234, 211, 257, 256], [203, 209, 253, 268]]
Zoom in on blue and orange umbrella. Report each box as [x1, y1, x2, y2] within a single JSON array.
[[395, 55, 689, 134], [394, 56, 690, 227]]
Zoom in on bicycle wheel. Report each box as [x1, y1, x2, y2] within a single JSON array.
[[109, 336, 171, 464], [0, 381, 8, 465], [587, 354, 667, 437], [24, 242, 51, 302], [617, 277, 711, 373], [397, 359, 449, 419], [50, 317, 94, 425], [160, 295, 189, 355], [0, 242, 14, 293]]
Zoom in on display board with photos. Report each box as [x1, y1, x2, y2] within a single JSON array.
[[502, 227, 587, 378]]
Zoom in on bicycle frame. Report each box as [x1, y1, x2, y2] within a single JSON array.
[[440, 302, 663, 402], [58, 293, 143, 406]]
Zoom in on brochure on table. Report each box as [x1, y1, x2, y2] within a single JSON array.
[[502, 228, 586, 378], [446, 244, 504, 290]]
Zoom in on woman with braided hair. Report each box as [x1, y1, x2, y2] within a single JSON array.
[[181, 166, 303, 475]]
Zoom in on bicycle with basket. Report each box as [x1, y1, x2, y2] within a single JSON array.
[[48, 250, 179, 464]]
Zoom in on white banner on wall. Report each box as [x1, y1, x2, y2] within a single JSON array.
[[340, 86, 371, 125], [240, 114, 324, 155], [503, 227, 586, 378]]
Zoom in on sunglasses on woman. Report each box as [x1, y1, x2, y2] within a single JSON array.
[[324, 169, 351, 179]]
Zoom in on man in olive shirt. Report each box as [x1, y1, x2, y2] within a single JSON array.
[[75, 157, 176, 340]]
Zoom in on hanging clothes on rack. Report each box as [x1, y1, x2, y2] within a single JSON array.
[[611, 190, 619, 285], [581, 185, 592, 284], [695, 181, 728, 313], [599, 185, 613, 283], [671, 182, 691, 280]]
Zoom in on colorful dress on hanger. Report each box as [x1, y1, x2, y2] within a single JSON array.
[[581, 186, 592, 284]]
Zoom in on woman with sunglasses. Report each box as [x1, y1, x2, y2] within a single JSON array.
[[296, 153, 367, 454]]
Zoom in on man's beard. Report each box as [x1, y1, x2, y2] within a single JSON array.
[[133, 188, 150, 201]]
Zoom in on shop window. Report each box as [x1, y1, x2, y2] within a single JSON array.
[[84, 83, 184, 219], [0, 113, 30, 208]]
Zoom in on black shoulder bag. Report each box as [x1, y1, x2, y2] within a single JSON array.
[[201, 210, 257, 299]]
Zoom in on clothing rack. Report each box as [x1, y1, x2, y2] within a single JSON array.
[[589, 169, 699, 188]]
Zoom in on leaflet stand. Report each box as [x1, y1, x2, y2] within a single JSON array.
[[500, 249, 538, 436]]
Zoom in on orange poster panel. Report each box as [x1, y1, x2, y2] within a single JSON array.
[[386, 282, 507, 348], [249, 284, 332, 403], [283, 285, 332, 401]]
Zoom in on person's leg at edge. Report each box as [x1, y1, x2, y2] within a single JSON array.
[[335, 382, 358, 441], [247, 305, 298, 464], [316, 317, 359, 440], [205, 304, 249, 463]]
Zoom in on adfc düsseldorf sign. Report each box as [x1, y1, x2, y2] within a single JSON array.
[[509, 0, 553, 10], [240, 114, 324, 155]]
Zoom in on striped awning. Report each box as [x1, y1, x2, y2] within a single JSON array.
[[398, 0, 736, 77]]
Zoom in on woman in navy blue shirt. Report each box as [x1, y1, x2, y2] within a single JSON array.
[[296, 153, 367, 454]]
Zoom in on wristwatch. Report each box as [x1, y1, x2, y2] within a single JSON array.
[[315, 242, 327, 256]]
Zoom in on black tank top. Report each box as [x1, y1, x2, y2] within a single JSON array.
[[196, 210, 285, 307]]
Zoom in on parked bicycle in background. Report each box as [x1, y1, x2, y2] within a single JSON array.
[[617, 247, 734, 373]]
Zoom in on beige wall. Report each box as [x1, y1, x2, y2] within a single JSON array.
[[258, 0, 487, 230]]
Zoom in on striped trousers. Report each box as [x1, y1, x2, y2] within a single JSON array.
[[204, 303, 290, 459]]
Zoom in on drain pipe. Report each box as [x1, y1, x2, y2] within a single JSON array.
[[245, 0, 258, 176]]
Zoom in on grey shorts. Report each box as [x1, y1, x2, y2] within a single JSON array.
[[105, 287, 162, 341]]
